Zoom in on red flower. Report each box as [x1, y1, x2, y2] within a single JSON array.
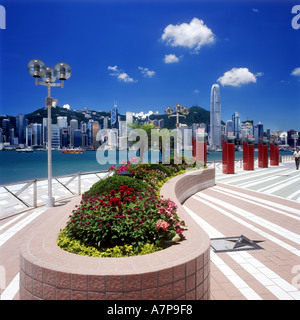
[[110, 197, 121, 206]]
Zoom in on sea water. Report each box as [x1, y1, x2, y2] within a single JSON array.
[[0, 149, 292, 185]]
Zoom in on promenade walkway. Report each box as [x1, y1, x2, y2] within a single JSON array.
[[184, 161, 300, 300], [0, 161, 299, 300]]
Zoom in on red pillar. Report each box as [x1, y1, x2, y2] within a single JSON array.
[[258, 142, 263, 167], [222, 139, 227, 174], [243, 141, 248, 170], [274, 145, 279, 166], [192, 136, 196, 157], [262, 144, 268, 167], [270, 142, 279, 166], [227, 142, 235, 174], [195, 141, 207, 163], [270, 143, 274, 164], [247, 144, 254, 170]]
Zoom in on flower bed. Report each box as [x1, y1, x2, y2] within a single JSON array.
[[58, 161, 190, 257], [19, 166, 213, 300]]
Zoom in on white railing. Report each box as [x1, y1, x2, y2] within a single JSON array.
[[0, 170, 112, 218]]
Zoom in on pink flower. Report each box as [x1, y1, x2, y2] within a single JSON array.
[[156, 220, 170, 231]]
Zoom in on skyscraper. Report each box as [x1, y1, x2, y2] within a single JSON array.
[[70, 118, 78, 147], [16, 113, 27, 144], [111, 103, 118, 129], [92, 121, 100, 149], [33, 123, 42, 146], [257, 122, 264, 140], [232, 112, 240, 139], [2, 119, 10, 142], [210, 84, 221, 149]]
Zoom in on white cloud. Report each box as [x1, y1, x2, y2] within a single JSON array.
[[291, 67, 300, 76], [252, 8, 259, 13], [108, 65, 137, 83], [133, 110, 155, 119], [255, 72, 264, 77], [161, 17, 215, 53], [138, 66, 156, 78], [62, 104, 70, 109], [193, 89, 200, 94], [217, 68, 259, 87], [164, 54, 181, 64]]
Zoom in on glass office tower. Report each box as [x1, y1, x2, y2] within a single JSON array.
[[210, 84, 221, 150]]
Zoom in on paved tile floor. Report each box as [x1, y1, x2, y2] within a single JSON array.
[[0, 161, 299, 300], [184, 162, 300, 300]]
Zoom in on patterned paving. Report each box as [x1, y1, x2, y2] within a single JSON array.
[[0, 161, 299, 300]]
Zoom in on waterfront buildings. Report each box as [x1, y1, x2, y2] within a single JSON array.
[[232, 112, 240, 139], [92, 121, 100, 150], [16, 113, 27, 144], [111, 103, 118, 129], [209, 84, 222, 150]]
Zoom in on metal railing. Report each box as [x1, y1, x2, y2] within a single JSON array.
[[207, 155, 292, 170], [0, 170, 112, 217], [0, 155, 294, 218]]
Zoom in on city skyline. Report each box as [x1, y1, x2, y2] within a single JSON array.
[[1, 0, 299, 132]]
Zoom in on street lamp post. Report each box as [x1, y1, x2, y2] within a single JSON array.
[[27, 59, 71, 207], [164, 104, 189, 161], [165, 104, 189, 128]]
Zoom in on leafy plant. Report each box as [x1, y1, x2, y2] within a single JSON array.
[[87, 175, 149, 196], [59, 162, 190, 257]]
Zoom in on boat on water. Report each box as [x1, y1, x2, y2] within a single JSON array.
[[16, 148, 34, 153], [61, 148, 84, 154]]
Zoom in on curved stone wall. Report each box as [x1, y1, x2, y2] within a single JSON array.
[[19, 168, 214, 300]]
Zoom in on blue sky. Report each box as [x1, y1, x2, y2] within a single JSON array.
[[0, 0, 299, 132]]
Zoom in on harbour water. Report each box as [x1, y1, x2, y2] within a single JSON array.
[[0, 149, 293, 185]]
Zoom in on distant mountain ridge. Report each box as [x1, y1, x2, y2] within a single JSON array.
[[1, 105, 220, 130]]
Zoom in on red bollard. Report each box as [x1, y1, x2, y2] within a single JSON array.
[[270, 141, 279, 166], [259, 139, 269, 168], [192, 136, 196, 158], [270, 143, 274, 165], [262, 143, 268, 167], [243, 138, 255, 170], [222, 139, 227, 173], [247, 140, 255, 170], [195, 132, 208, 164], [192, 130, 207, 165], [222, 136, 235, 174], [243, 141, 248, 170], [258, 142, 263, 167], [227, 140, 235, 174]]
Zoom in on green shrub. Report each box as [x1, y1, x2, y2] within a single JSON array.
[[59, 163, 189, 258], [57, 229, 161, 257], [87, 175, 149, 196]]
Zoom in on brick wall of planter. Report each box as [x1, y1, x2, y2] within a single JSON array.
[[19, 168, 214, 300]]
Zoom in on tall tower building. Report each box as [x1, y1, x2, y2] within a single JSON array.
[[16, 114, 27, 144], [92, 121, 100, 150], [232, 112, 240, 139], [2, 119, 10, 142], [70, 118, 78, 147], [257, 122, 264, 140], [210, 84, 221, 149], [111, 102, 118, 129], [33, 123, 42, 146]]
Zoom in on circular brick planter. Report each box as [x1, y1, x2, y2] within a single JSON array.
[[19, 168, 214, 300]]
